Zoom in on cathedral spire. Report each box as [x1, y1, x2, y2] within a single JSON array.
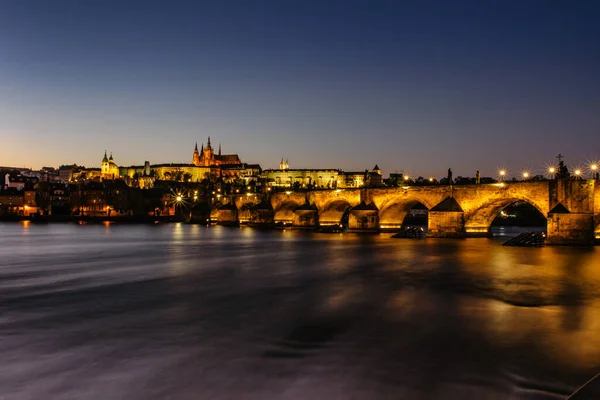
[[218, 143, 221, 156], [207, 136, 211, 149], [109, 152, 113, 161], [195, 142, 198, 151], [102, 150, 108, 163]]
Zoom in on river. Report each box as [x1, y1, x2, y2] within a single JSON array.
[[2, 222, 600, 399]]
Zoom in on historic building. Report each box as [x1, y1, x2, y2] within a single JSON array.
[[261, 159, 340, 188], [100, 151, 119, 180], [261, 160, 382, 189], [193, 137, 241, 167], [342, 166, 383, 188]]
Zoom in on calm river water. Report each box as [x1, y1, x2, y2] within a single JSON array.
[[2, 222, 600, 399]]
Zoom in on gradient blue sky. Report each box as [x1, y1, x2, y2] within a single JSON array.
[[1, 0, 599, 177]]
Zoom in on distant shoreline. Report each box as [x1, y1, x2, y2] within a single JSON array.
[[0, 215, 546, 229], [0, 215, 187, 224]]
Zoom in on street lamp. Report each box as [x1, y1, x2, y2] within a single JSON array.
[[590, 163, 598, 179], [498, 169, 506, 181]]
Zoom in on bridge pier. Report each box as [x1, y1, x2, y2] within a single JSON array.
[[427, 211, 466, 238], [546, 213, 595, 245], [348, 205, 379, 232], [249, 208, 274, 225], [293, 207, 319, 228], [213, 203, 238, 226]]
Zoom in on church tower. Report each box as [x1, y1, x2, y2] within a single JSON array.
[[279, 158, 289, 170], [101, 150, 109, 175], [192, 142, 200, 166], [202, 136, 214, 166]]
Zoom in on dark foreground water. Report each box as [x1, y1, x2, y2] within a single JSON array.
[[2, 222, 600, 399]]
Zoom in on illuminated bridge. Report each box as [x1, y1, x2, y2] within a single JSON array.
[[211, 179, 600, 245]]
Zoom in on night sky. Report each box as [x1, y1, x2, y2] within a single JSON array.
[[1, 0, 599, 178]]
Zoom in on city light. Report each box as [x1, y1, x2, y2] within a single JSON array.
[[403, 175, 410, 181], [176, 196, 182, 202], [498, 169, 507, 181], [590, 162, 598, 178], [428, 177, 434, 182]]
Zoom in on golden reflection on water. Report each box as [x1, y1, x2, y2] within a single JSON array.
[[457, 296, 600, 370], [20, 220, 30, 235]]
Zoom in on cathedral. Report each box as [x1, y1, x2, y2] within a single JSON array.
[[192, 137, 242, 167]]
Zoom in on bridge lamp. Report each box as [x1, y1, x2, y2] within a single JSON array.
[[428, 177, 434, 182], [574, 169, 582, 177], [590, 163, 598, 178], [548, 166, 556, 176], [176, 195, 183, 202], [498, 169, 506, 181], [403, 175, 410, 181], [522, 172, 529, 179]]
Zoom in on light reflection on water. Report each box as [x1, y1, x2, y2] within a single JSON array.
[[1, 222, 599, 399]]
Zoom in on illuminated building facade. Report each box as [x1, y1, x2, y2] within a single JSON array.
[[193, 137, 241, 167], [100, 151, 119, 180]]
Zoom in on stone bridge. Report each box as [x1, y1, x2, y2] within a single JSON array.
[[211, 180, 600, 245]]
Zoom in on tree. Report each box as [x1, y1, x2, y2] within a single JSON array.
[[34, 182, 52, 215], [183, 172, 192, 182], [173, 170, 184, 182]]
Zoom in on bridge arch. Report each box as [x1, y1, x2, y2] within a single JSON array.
[[273, 200, 302, 224], [464, 197, 547, 235], [319, 199, 353, 226], [379, 198, 432, 230]]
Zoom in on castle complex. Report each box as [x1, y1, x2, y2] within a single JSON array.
[[70, 137, 383, 190]]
